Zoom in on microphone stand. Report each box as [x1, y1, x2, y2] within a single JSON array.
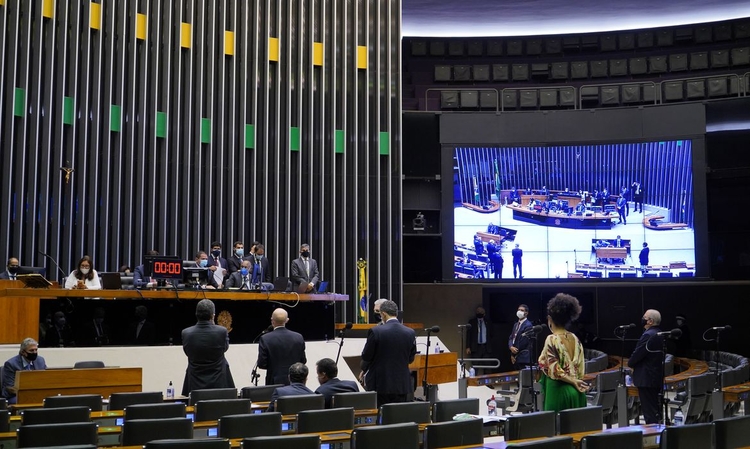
[[251, 362, 260, 386], [615, 327, 629, 387], [714, 328, 725, 391], [423, 329, 434, 403], [38, 251, 67, 285], [459, 327, 467, 378], [527, 329, 540, 412], [659, 334, 670, 426], [335, 327, 348, 365]]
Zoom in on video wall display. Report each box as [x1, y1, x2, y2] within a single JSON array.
[[452, 140, 696, 280]]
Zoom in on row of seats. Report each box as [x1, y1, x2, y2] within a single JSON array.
[[407, 20, 750, 57], [433, 48, 750, 83]]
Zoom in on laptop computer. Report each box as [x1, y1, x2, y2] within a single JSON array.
[[100, 272, 123, 290], [316, 281, 329, 294], [272, 276, 290, 292]]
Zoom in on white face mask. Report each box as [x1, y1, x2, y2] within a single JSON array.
[[516, 310, 526, 320], [80, 268, 90, 275]]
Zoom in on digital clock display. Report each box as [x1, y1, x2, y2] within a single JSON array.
[[150, 256, 183, 280]]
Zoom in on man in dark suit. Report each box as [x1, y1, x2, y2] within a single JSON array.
[[226, 241, 246, 275], [78, 307, 111, 347], [128, 305, 156, 345], [0, 257, 20, 280], [267, 362, 314, 412], [360, 300, 417, 407], [133, 250, 160, 289], [508, 304, 533, 371], [250, 243, 272, 286], [466, 306, 493, 375], [181, 299, 235, 396], [207, 242, 228, 288], [257, 308, 307, 385], [314, 358, 359, 408], [631, 181, 644, 213], [190, 251, 219, 289], [225, 259, 253, 289], [290, 243, 319, 292], [2, 338, 47, 404], [616, 194, 627, 225], [628, 309, 664, 424], [42, 311, 75, 347]]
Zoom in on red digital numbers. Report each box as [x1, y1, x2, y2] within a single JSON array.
[[153, 261, 182, 275]]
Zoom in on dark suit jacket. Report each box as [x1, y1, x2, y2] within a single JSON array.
[[42, 325, 75, 347], [181, 320, 235, 395], [508, 319, 533, 364], [257, 327, 307, 385], [225, 271, 252, 289], [290, 257, 320, 291], [133, 264, 149, 288], [190, 262, 219, 288], [628, 326, 664, 389], [78, 319, 111, 347], [2, 354, 47, 403], [127, 319, 156, 345], [360, 319, 417, 395], [250, 256, 272, 283], [315, 378, 360, 408], [226, 255, 245, 275], [466, 317, 493, 354], [267, 382, 314, 412], [0, 271, 13, 279]]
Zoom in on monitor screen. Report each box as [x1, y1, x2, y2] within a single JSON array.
[[183, 267, 208, 285], [451, 140, 698, 279]]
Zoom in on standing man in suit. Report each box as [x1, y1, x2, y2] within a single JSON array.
[[267, 363, 314, 412], [181, 299, 235, 395], [226, 241, 246, 275], [0, 257, 20, 280], [616, 194, 627, 225], [631, 181, 644, 213], [2, 338, 47, 404], [466, 306, 493, 375], [512, 244, 523, 279], [509, 304, 533, 371], [250, 243, 272, 287], [257, 308, 307, 385], [360, 300, 417, 407], [314, 358, 359, 408], [628, 309, 664, 424], [373, 298, 387, 325], [290, 243, 319, 292], [473, 234, 484, 256], [639, 242, 650, 274], [207, 242, 227, 288], [620, 185, 631, 216]]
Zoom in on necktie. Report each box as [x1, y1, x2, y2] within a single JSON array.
[[136, 321, 143, 338], [512, 322, 519, 341], [304, 259, 309, 277], [243, 276, 249, 289], [478, 320, 485, 344]]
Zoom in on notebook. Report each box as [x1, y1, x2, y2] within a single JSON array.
[[272, 276, 290, 292], [100, 272, 123, 290]]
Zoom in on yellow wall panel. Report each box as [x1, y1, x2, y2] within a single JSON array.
[[181, 23, 192, 49], [136, 13, 147, 40], [224, 31, 235, 56], [357, 45, 367, 69], [313, 42, 324, 67], [269, 37, 279, 62], [90, 2, 101, 30], [0, 0, 4, 7], [42, 0, 54, 19]]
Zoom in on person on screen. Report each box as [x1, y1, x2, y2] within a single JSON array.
[[631, 181, 644, 213], [0, 257, 20, 280], [2, 338, 47, 404], [181, 299, 234, 395], [488, 241, 503, 279], [473, 234, 484, 256], [207, 241, 227, 288], [639, 242, 650, 274], [191, 251, 219, 289], [290, 243, 319, 293], [225, 260, 253, 290], [512, 243, 523, 279], [267, 363, 314, 412], [64, 255, 101, 290], [226, 241, 246, 274], [620, 185, 631, 216], [314, 358, 359, 408], [616, 193, 627, 225], [133, 250, 160, 289]]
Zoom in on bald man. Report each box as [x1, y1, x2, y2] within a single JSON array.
[[257, 308, 307, 385]]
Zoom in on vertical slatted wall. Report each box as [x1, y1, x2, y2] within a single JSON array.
[[0, 0, 402, 317]]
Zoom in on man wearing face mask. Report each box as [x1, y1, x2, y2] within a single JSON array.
[[207, 242, 227, 288], [509, 304, 533, 371], [80, 307, 111, 346], [226, 241, 246, 275], [225, 260, 254, 290], [0, 257, 21, 280], [373, 298, 387, 325], [291, 243, 320, 293], [466, 306, 494, 375], [250, 243, 272, 288], [2, 338, 47, 403], [192, 251, 219, 289], [628, 309, 663, 424]]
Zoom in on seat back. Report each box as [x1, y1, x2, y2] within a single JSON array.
[[331, 391, 377, 410], [121, 417, 193, 446], [73, 361, 105, 368], [659, 422, 713, 449], [241, 434, 321, 449], [296, 407, 354, 434], [558, 406, 603, 434], [590, 371, 619, 420], [379, 401, 431, 425], [423, 418, 483, 449], [714, 415, 750, 449], [275, 394, 325, 415], [431, 398, 479, 422], [16, 422, 99, 447], [506, 436, 575, 448], [350, 422, 420, 449], [0, 410, 9, 433], [194, 398, 253, 422], [20, 406, 91, 425], [0, 397, 7, 410], [580, 430, 643, 449], [504, 410, 556, 441], [43, 394, 103, 411], [108, 391, 164, 411], [146, 440, 231, 448], [218, 412, 282, 439], [189, 388, 237, 406], [240, 385, 283, 402], [124, 402, 186, 421], [682, 374, 710, 423], [500, 368, 538, 413]]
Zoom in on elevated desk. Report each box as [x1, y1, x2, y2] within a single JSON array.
[[14, 367, 142, 404], [506, 204, 614, 230]]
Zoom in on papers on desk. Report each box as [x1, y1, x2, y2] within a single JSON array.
[[453, 412, 506, 423]]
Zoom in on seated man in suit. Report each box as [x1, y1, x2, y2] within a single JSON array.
[[2, 338, 47, 404], [267, 362, 314, 412], [314, 358, 359, 408], [225, 259, 253, 289]]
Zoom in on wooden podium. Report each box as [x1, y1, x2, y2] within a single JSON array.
[[409, 352, 458, 385], [14, 367, 142, 403]]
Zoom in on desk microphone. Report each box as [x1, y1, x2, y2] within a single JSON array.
[[617, 323, 637, 330], [38, 251, 67, 283], [425, 325, 440, 333], [710, 325, 731, 332], [656, 328, 683, 338]]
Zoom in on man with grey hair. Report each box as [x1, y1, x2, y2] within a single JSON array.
[[267, 362, 314, 411], [181, 299, 235, 395], [360, 300, 417, 406], [373, 298, 387, 325], [628, 309, 663, 424], [2, 338, 47, 403]]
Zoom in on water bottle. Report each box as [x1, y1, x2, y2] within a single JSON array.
[[166, 381, 175, 399], [434, 342, 441, 354], [625, 374, 633, 386], [469, 367, 476, 377], [673, 407, 684, 426], [487, 395, 497, 416]]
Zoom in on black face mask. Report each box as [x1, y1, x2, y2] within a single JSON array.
[[476, 313, 485, 319], [8, 266, 19, 274], [375, 313, 382, 321], [212, 250, 221, 257], [641, 318, 649, 326], [24, 352, 38, 362], [301, 251, 310, 258]]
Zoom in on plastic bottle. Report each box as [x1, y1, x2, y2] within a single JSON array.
[[673, 407, 684, 426], [469, 367, 476, 377], [166, 381, 175, 399], [434, 342, 441, 354], [487, 395, 497, 416], [625, 374, 633, 386]]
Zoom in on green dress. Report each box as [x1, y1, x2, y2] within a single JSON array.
[[537, 332, 587, 412]]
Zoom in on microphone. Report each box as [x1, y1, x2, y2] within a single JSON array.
[[656, 328, 683, 338], [457, 324, 472, 329], [425, 325, 440, 333], [521, 324, 547, 337], [338, 322, 353, 337], [38, 251, 67, 283], [617, 323, 637, 330], [710, 325, 732, 332]]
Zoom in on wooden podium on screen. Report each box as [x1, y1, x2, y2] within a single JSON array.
[[14, 367, 142, 403]]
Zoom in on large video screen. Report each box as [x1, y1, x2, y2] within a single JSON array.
[[452, 140, 696, 280]]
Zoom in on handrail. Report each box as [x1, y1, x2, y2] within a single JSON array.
[[657, 73, 742, 99]]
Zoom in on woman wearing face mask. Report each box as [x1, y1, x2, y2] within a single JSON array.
[[537, 293, 589, 412], [64, 255, 102, 290]]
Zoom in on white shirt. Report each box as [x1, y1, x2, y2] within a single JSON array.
[[64, 270, 102, 290]]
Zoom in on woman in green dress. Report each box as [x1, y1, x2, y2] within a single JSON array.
[[537, 293, 590, 412]]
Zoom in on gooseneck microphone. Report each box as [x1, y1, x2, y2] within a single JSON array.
[[457, 323, 472, 329], [656, 328, 683, 338], [38, 250, 67, 283], [521, 324, 547, 337], [425, 325, 440, 333], [617, 323, 637, 330], [710, 325, 732, 332]]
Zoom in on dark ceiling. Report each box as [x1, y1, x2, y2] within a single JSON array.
[[402, 0, 750, 37]]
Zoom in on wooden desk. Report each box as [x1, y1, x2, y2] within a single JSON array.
[[627, 358, 709, 396], [14, 367, 142, 404], [409, 352, 459, 385], [595, 247, 628, 262]]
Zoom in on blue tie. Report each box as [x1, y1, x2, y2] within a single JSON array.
[[478, 320, 486, 344]]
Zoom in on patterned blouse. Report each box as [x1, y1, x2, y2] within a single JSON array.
[[537, 332, 586, 382]]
